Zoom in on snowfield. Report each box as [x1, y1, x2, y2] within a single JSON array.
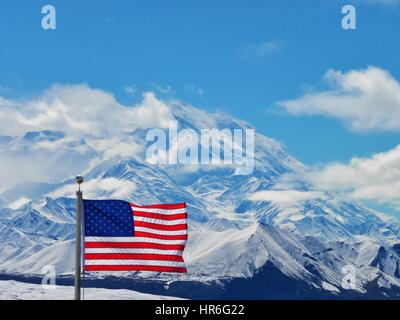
[[0, 280, 182, 300]]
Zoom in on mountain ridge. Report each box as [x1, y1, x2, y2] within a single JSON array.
[[0, 100, 399, 299]]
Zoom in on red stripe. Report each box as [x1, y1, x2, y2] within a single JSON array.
[[85, 242, 186, 251], [130, 203, 186, 210], [85, 253, 184, 262], [134, 221, 187, 231], [134, 231, 188, 241], [85, 265, 187, 273], [134, 211, 187, 221]]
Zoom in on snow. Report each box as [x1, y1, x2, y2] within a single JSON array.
[[0, 280, 183, 300], [0, 101, 399, 298], [321, 281, 340, 294]]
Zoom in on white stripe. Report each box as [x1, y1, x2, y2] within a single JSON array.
[[85, 260, 185, 267], [134, 226, 187, 236], [131, 207, 186, 215], [85, 248, 183, 255], [85, 237, 187, 245], [134, 216, 187, 226]]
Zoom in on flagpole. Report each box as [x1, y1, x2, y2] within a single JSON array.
[[75, 176, 84, 301]]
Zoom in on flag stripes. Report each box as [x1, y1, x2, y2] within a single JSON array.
[[134, 227, 187, 236], [85, 260, 185, 267], [85, 241, 186, 250], [85, 253, 184, 262], [134, 211, 187, 221], [130, 203, 186, 210], [134, 216, 187, 225], [85, 265, 187, 273], [134, 221, 187, 231], [85, 248, 183, 255], [84, 202, 187, 273], [134, 231, 188, 241]]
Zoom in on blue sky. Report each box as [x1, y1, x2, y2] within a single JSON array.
[[0, 0, 399, 166]]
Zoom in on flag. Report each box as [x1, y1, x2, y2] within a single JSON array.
[[83, 200, 187, 273]]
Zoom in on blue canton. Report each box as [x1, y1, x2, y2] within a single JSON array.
[[83, 200, 134, 237]]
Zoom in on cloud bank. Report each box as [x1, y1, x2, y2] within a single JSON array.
[[279, 67, 400, 132], [0, 85, 174, 192], [0, 84, 173, 137], [307, 145, 400, 208]]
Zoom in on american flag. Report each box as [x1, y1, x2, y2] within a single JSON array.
[[83, 200, 187, 273]]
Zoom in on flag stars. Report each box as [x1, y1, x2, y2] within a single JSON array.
[[83, 200, 134, 237]]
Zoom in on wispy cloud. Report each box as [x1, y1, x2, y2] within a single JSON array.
[[279, 66, 400, 132], [305, 145, 400, 208], [150, 83, 175, 95], [0, 86, 10, 94], [184, 84, 205, 96], [239, 40, 284, 60], [249, 190, 326, 205], [123, 84, 137, 97]]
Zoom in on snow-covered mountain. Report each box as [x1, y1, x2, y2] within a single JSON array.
[[0, 101, 399, 299]]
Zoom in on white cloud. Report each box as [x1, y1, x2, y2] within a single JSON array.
[[239, 40, 284, 60], [0, 84, 174, 137], [279, 67, 400, 132], [8, 197, 30, 209], [0, 135, 95, 193], [307, 145, 400, 207], [49, 178, 136, 199], [0, 85, 174, 191], [88, 137, 141, 162], [248, 190, 326, 204]]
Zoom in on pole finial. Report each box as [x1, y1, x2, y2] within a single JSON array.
[[76, 176, 84, 192]]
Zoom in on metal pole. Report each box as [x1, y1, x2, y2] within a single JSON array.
[[75, 176, 84, 301]]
